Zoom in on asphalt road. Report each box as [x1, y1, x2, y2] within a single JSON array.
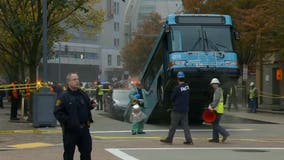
[[1, 107, 284, 160]]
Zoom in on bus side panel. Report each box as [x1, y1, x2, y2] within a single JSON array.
[[142, 67, 168, 123]]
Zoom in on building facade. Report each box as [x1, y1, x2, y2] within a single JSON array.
[[41, 0, 183, 84]]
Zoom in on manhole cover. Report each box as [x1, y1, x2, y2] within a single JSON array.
[[233, 149, 269, 153]]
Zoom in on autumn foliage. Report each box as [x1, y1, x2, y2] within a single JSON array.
[[182, 0, 284, 66], [120, 12, 163, 76]]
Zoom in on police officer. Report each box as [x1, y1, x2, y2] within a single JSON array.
[[54, 72, 96, 160], [160, 71, 193, 145], [208, 78, 229, 143]]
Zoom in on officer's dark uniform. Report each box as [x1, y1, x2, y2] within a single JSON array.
[[54, 87, 94, 160]]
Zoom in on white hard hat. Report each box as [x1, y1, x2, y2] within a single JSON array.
[[210, 78, 220, 84], [250, 82, 254, 86], [133, 104, 140, 110]]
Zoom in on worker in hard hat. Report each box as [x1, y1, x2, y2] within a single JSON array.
[[127, 81, 152, 123], [160, 71, 193, 145], [129, 103, 147, 135], [208, 78, 229, 143], [248, 82, 258, 113], [128, 81, 151, 108]]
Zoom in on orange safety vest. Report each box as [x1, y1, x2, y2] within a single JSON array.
[[50, 86, 54, 92], [12, 83, 18, 99], [25, 83, 31, 97]]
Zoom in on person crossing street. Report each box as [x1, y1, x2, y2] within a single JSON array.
[[160, 71, 193, 145], [208, 78, 230, 143]]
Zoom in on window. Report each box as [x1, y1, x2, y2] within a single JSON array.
[[114, 22, 120, 32], [141, 41, 163, 90], [108, 55, 112, 66], [170, 25, 233, 52], [117, 55, 121, 66], [114, 38, 119, 47], [114, 2, 119, 15]]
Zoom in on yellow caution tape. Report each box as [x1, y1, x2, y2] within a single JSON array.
[[0, 82, 50, 91], [259, 91, 284, 99], [259, 94, 284, 99]]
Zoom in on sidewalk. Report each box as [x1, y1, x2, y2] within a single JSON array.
[[1, 98, 284, 131], [224, 104, 284, 124], [0, 108, 39, 131], [0, 98, 132, 132], [0, 98, 59, 131]]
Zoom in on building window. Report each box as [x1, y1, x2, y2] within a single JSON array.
[[114, 22, 120, 32], [117, 55, 121, 66], [108, 54, 112, 66], [114, 2, 119, 15], [114, 38, 119, 47]]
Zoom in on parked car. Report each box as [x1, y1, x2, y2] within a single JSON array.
[[104, 89, 131, 121]]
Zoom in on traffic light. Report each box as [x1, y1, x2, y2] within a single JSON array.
[[276, 69, 282, 81]]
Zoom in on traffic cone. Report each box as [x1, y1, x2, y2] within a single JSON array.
[[202, 109, 216, 123]]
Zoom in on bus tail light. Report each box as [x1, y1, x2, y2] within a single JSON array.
[[169, 61, 174, 67]]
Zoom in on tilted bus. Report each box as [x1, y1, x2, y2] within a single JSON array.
[[126, 14, 240, 123]]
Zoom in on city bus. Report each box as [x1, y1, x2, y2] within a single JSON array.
[[127, 14, 240, 124]]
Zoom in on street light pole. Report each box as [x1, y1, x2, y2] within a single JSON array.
[[57, 43, 61, 83], [42, 0, 48, 83]]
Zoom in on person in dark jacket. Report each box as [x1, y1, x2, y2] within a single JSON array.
[[54, 72, 96, 160], [160, 71, 193, 145], [0, 80, 6, 109], [9, 81, 21, 120]]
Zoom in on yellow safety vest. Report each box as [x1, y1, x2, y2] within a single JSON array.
[[97, 85, 104, 96], [249, 88, 256, 99], [214, 88, 224, 114]]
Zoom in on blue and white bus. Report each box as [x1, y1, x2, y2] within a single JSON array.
[[131, 14, 240, 123]]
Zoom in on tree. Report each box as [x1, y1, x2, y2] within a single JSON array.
[[182, 0, 284, 65], [0, 0, 104, 82], [182, 0, 284, 103], [121, 12, 163, 76]]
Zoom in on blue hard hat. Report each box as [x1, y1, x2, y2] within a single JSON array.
[[177, 71, 185, 78], [134, 93, 141, 99]]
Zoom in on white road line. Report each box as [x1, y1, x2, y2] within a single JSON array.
[[105, 147, 284, 160], [110, 147, 284, 150], [105, 148, 139, 160]]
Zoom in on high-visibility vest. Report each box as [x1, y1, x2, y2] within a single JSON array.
[[249, 88, 256, 99], [97, 85, 104, 96], [214, 87, 224, 114], [12, 83, 18, 99], [50, 86, 54, 92]]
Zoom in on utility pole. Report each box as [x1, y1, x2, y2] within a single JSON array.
[[42, 0, 48, 84]]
